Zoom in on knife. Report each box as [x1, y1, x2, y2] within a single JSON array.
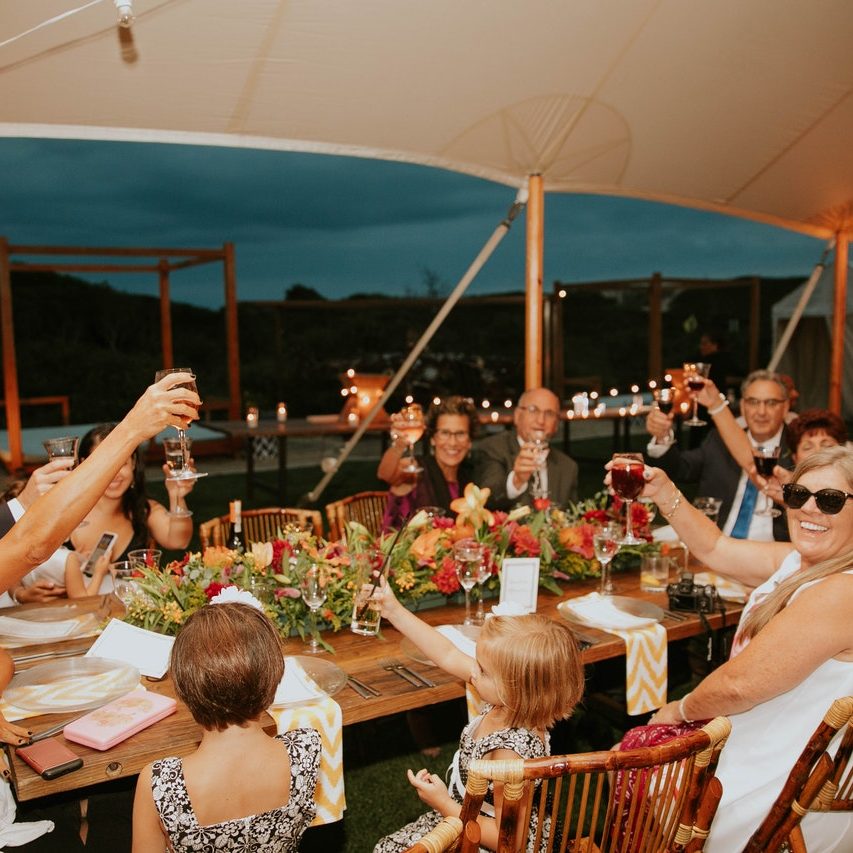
[[29, 712, 89, 743]]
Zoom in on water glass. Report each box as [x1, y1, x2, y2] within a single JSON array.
[[127, 549, 162, 571], [593, 524, 620, 595], [693, 496, 722, 526], [640, 554, 670, 592], [301, 565, 328, 654], [350, 552, 383, 636], [43, 436, 78, 461], [453, 538, 484, 625]]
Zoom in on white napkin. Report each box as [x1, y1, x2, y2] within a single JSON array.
[[563, 592, 657, 630], [273, 658, 324, 705], [0, 615, 82, 640], [490, 601, 528, 617], [436, 625, 477, 659], [694, 572, 747, 603], [0, 778, 53, 847], [86, 619, 174, 679]]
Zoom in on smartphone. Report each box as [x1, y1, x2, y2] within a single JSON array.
[[17, 738, 83, 780], [80, 531, 118, 578]]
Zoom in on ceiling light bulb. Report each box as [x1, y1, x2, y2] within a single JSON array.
[[114, 0, 134, 27]]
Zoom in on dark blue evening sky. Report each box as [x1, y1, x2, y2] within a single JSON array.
[[0, 138, 824, 309]]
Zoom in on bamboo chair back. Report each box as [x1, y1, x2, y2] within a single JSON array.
[[324, 491, 388, 541], [451, 716, 731, 853], [743, 695, 853, 853], [198, 507, 323, 550]]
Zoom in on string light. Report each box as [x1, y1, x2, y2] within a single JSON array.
[[114, 0, 134, 27]]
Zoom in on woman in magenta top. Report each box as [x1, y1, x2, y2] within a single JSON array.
[[378, 396, 477, 529]]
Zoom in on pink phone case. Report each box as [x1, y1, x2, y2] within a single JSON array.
[[63, 689, 177, 751]]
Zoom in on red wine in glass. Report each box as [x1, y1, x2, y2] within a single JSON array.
[[686, 378, 706, 392], [657, 398, 673, 415], [753, 455, 777, 477], [611, 453, 645, 544], [753, 445, 781, 517]]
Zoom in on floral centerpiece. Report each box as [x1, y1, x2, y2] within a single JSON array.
[[120, 486, 660, 642]]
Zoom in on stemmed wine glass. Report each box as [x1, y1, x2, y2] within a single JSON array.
[[682, 362, 711, 427], [611, 452, 646, 545], [300, 564, 328, 654], [526, 430, 550, 501], [397, 404, 425, 475], [44, 436, 88, 527], [753, 445, 782, 518], [473, 559, 492, 625], [654, 386, 674, 415], [453, 538, 484, 626], [593, 523, 620, 595], [154, 368, 207, 493]]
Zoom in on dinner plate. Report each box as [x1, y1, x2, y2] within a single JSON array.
[[401, 624, 481, 666], [556, 596, 664, 630], [5, 657, 140, 713], [0, 604, 103, 647], [285, 656, 347, 700]]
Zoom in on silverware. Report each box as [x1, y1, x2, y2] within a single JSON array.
[[347, 675, 380, 697], [381, 658, 428, 688], [12, 647, 87, 665], [664, 610, 687, 622]]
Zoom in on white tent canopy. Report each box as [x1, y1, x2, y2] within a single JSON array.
[[1, 0, 852, 237], [772, 264, 853, 419]]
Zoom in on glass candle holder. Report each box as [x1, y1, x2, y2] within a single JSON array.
[[246, 406, 259, 428]]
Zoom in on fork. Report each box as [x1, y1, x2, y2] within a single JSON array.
[[664, 609, 687, 622], [380, 659, 433, 688]]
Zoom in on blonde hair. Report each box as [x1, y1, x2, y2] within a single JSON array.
[[479, 614, 583, 731], [738, 446, 853, 643]]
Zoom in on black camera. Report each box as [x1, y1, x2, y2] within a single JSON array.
[[666, 572, 719, 613]]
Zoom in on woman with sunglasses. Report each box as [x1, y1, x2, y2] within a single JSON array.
[[621, 446, 853, 851], [378, 396, 478, 530]]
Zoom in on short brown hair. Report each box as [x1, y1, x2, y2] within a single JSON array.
[[480, 614, 583, 731], [787, 408, 848, 454], [171, 603, 283, 731], [426, 395, 479, 440]]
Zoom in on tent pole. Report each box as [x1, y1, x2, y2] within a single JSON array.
[[525, 174, 544, 390], [829, 232, 849, 413], [305, 189, 528, 504], [0, 238, 22, 472], [158, 260, 173, 369], [767, 238, 836, 373]]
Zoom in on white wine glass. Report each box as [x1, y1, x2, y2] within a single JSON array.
[[526, 430, 550, 502], [301, 565, 328, 654], [397, 404, 425, 474], [593, 523, 620, 595], [154, 368, 207, 482], [453, 538, 484, 626]]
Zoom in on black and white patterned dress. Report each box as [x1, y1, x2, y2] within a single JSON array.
[[151, 727, 321, 852], [374, 706, 548, 853]]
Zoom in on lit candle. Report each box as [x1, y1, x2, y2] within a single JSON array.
[[246, 406, 259, 428], [276, 402, 288, 423], [490, 410, 499, 422], [347, 411, 359, 426]]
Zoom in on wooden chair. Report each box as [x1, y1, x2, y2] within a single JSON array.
[[198, 506, 324, 549], [744, 695, 853, 853], [324, 490, 388, 541], [431, 716, 732, 853]]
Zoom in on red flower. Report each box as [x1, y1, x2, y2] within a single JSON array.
[[204, 581, 226, 600], [533, 497, 551, 512], [271, 539, 289, 570], [432, 555, 461, 595], [582, 508, 609, 524], [509, 524, 541, 557], [433, 517, 455, 530]]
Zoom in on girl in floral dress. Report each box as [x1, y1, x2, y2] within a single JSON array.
[[374, 584, 584, 852], [132, 601, 321, 852]]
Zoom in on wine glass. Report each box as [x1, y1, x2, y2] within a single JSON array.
[[473, 559, 492, 625], [654, 386, 674, 415], [753, 445, 781, 518], [154, 368, 207, 483], [43, 436, 88, 527], [453, 538, 484, 626], [682, 362, 711, 427], [526, 430, 550, 501], [300, 565, 328, 654], [397, 404, 425, 474], [593, 524, 620, 595], [611, 452, 646, 545]]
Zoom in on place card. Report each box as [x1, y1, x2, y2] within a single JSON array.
[[499, 558, 539, 613], [86, 619, 174, 679]]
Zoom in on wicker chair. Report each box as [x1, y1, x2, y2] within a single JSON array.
[[407, 716, 730, 853], [324, 490, 388, 541], [198, 506, 324, 549], [744, 695, 853, 853]]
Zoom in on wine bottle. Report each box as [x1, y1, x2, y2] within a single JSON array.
[[226, 500, 245, 551]]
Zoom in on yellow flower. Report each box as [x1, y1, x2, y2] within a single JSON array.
[[160, 601, 185, 625], [450, 482, 494, 530], [203, 546, 237, 571], [251, 541, 273, 569], [410, 528, 445, 562]]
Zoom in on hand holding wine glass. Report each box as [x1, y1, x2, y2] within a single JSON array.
[[682, 362, 711, 427], [301, 565, 328, 654], [610, 452, 646, 545], [753, 445, 782, 518], [397, 404, 425, 475], [154, 368, 207, 486]]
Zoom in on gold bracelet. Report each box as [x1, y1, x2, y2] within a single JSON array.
[[661, 487, 682, 519]]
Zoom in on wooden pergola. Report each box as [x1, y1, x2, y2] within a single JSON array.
[[0, 239, 241, 472]]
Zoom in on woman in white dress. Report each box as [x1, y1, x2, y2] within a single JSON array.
[[626, 445, 853, 851]]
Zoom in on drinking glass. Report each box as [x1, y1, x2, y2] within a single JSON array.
[[453, 538, 484, 626], [44, 436, 88, 527], [611, 452, 646, 545], [654, 386, 674, 415], [161, 437, 196, 518], [127, 548, 162, 571], [753, 445, 781, 517], [682, 362, 711, 427], [693, 496, 723, 525], [397, 404, 425, 474], [301, 565, 328, 654], [113, 577, 140, 610], [473, 559, 492, 626], [593, 523, 620, 595], [154, 368, 207, 481], [526, 430, 550, 501], [350, 551, 383, 636], [640, 554, 670, 593]]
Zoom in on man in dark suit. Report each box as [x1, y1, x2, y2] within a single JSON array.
[[646, 370, 793, 541], [475, 387, 578, 511]]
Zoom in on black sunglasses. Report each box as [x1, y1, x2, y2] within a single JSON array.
[[782, 483, 853, 515]]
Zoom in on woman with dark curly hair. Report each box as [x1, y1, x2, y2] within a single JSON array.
[[378, 396, 478, 529]]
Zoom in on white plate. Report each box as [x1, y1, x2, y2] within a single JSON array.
[[0, 604, 103, 647], [276, 656, 347, 704], [5, 657, 140, 713], [556, 595, 664, 630], [401, 624, 481, 666]]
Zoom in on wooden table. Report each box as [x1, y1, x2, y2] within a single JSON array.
[[6, 575, 741, 802]]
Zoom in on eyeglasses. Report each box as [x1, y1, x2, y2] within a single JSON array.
[[519, 405, 559, 421], [434, 429, 469, 441], [742, 398, 786, 409], [782, 483, 853, 515]]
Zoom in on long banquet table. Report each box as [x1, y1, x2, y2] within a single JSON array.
[[6, 573, 741, 802]]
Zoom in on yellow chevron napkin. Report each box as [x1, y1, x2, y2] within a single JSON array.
[[267, 660, 345, 826], [608, 623, 668, 715]]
